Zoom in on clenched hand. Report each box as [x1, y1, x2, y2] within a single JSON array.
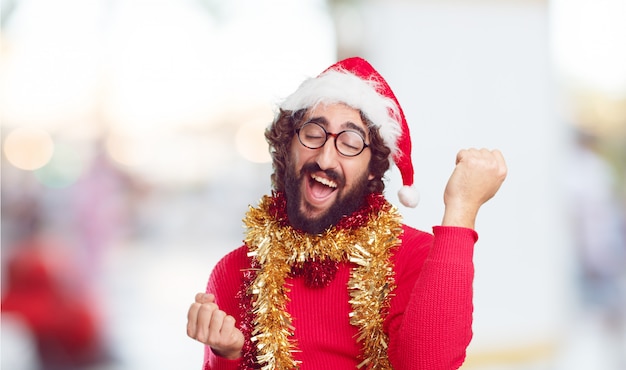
[[187, 293, 244, 360], [442, 148, 507, 229]]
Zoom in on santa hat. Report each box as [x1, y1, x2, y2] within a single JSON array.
[[280, 57, 419, 208]]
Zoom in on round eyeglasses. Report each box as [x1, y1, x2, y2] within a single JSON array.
[[295, 121, 369, 157]]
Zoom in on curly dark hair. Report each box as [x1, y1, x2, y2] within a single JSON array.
[[265, 108, 391, 193]]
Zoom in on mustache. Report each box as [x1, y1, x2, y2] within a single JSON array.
[[300, 162, 344, 186]]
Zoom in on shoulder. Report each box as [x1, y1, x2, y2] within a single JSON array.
[[397, 225, 478, 251], [395, 224, 432, 258], [392, 225, 477, 272], [390, 225, 432, 278], [217, 245, 249, 266], [210, 245, 249, 281], [399, 224, 433, 244], [207, 246, 249, 293]]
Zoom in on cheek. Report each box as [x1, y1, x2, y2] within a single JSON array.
[[349, 155, 374, 183], [343, 162, 370, 187], [289, 138, 314, 167], [288, 141, 302, 167]]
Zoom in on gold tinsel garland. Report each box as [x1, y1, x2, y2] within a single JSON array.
[[243, 194, 403, 369]]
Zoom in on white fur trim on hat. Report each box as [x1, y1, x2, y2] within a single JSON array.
[[280, 69, 403, 156]]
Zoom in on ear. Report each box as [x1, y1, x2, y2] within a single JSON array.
[[368, 173, 375, 181]]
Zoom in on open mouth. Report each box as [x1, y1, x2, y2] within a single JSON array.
[[311, 174, 337, 188], [307, 173, 338, 202]]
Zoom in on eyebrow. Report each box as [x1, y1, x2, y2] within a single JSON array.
[[306, 116, 368, 138]]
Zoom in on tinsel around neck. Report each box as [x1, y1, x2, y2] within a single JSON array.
[[239, 191, 403, 369]]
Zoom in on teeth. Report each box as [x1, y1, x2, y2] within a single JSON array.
[[311, 174, 337, 188]]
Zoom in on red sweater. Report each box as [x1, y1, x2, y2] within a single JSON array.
[[203, 225, 477, 370]]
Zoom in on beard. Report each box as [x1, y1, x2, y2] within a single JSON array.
[[284, 161, 370, 234]]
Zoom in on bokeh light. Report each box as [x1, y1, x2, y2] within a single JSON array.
[[104, 132, 153, 168], [3, 127, 55, 170]]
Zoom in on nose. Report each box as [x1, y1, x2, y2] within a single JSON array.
[[315, 136, 340, 171]]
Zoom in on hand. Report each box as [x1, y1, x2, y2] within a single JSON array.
[[442, 148, 507, 229], [187, 293, 245, 360]]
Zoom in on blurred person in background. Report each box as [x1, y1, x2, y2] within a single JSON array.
[[186, 57, 507, 369], [1, 201, 111, 370], [566, 129, 626, 367], [70, 141, 138, 279]]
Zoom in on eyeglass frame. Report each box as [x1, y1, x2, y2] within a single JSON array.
[[295, 120, 370, 157]]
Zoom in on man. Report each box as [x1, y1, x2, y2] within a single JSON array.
[[187, 57, 507, 369]]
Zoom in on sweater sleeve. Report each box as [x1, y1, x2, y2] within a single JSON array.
[[387, 225, 478, 370], [201, 246, 249, 370]]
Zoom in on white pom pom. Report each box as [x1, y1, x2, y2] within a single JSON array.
[[398, 185, 420, 208]]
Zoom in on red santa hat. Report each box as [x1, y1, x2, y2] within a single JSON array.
[[280, 57, 419, 208]]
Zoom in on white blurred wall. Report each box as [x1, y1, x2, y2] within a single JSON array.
[[350, 0, 575, 366]]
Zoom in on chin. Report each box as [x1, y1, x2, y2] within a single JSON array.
[[284, 163, 370, 234]]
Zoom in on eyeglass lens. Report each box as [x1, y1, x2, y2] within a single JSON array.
[[298, 123, 366, 157]]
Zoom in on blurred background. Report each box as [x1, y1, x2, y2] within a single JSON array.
[[1, 0, 624, 369]]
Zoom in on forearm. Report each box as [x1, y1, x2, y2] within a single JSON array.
[[390, 227, 476, 369], [203, 346, 241, 370], [441, 204, 479, 229]]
